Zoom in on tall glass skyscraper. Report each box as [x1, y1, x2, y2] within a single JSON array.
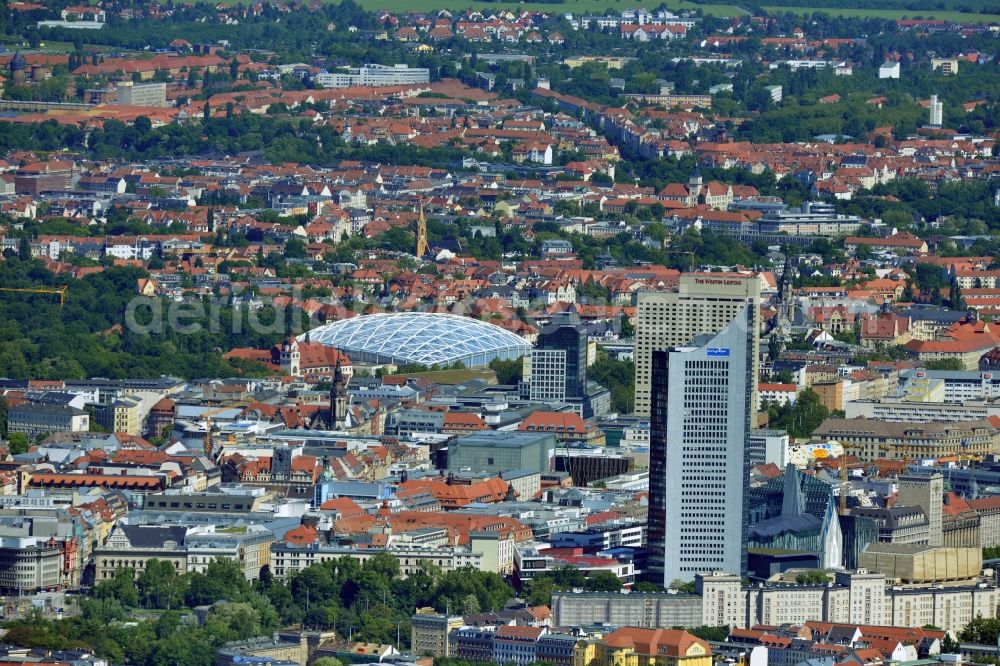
[[650, 309, 756, 583], [529, 312, 588, 402], [643, 275, 760, 584]]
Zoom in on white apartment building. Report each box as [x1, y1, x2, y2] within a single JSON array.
[[749, 428, 790, 468], [314, 64, 429, 89], [845, 399, 1000, 423], [553, 570, 1000, 634], [899, 369, 1000, 402], [116, 81, 167, 107], [758, 382, 798, 409], [878, 62, 900, 79]]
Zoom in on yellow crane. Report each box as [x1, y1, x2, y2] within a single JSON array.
[[0, 286, 69, 306]]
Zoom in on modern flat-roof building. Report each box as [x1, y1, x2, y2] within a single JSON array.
[[116, 81, 167, 106], [528, 312, 588, 403], [411, 607, 464, 658], [314, 63, 429, 88], [757, 201, 864, 237], [447, 431, 556, 476], [898, 368, 1000, 402], [748, 428, 790, 468], [845, 398, 1000, 423], [0, 537, 62, 594]]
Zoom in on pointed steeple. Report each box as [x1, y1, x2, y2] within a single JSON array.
[[415, 199, 429, 258], [331, 356, 349, 429], [781, 463, 804, 517]]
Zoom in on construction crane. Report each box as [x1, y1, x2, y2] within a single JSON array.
[[663, 249, 696, 271], [0, 286, 69, 306]]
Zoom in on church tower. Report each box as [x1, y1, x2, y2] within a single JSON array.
[[687, 170, 703, 205], [778, 251, 795, 323], [331, 357, 349, 429], [415, 200, 429, 258], [280, 337, 300, 376]]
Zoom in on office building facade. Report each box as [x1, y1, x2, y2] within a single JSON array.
[[529, 313, 588, 402], [553, 570, 1000, 634], [411, 608, 463, 657], [7, 403, 89, 438], [116, 81, 167, 107], [649, 306, 756, 583], [898, 473, 943, 546]]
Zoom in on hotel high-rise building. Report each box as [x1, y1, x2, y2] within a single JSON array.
[[640, 274, 761, 584], [634, 274, 761, 417]]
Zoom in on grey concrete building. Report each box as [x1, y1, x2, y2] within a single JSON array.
[[447, 431, 556, 475]]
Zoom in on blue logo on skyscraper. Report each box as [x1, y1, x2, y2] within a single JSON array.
[[706, 347, 731, 357]]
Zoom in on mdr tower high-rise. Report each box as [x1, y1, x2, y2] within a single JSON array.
[[639, 274, 760, 584]]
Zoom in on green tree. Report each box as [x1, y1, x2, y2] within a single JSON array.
[[769, 389, 829, 438], [6, 432, 29, 455], [137, 558, 186, 609], [585, 571, 623, 592], [489, 357, 524, 386], [432, 568, 513, 614], [960, 616, 1000, 644], [924, 358, 966, 371], [94, 567, 140, 608], [285, 237, 308, 259], [314, 659, 345, 666], [205, 602, 262, 641], [589, 351, 634, 414], [185, 558, 249, 606], [667, 579, 696, 593], [524, 576, 558, 607], [686, 626, 730, 642]]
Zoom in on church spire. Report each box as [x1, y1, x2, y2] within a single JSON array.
[[781, 463, 804, 517], [415, 199, 429, 258], [331, 357, 349, 429]]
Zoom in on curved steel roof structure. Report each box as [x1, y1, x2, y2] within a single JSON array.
[[303, 312, 531, 367]]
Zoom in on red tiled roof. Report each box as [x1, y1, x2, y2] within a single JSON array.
[[517, 411, 586, 434]]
